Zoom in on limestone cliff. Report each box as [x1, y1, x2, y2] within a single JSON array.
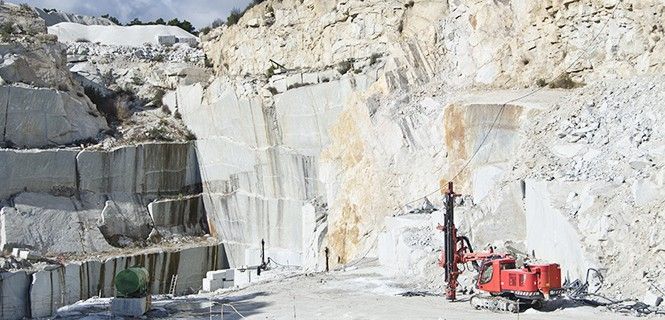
[[176, 0, 665, 298]]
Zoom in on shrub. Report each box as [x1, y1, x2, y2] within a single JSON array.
[[152, 54, 165, 62], [75, 38, 90, 43], [19, 3, 31, 11], [266, 86, 278, 95], [369, 53, 381, 65], [548, 73, 584, 89], [266, 65, 276, 78], [287, 82, 313, 90], [84, 87, 134, 123], [337, 60, 353, 75], [199, 26, 212, 36], [226, 0, 268, 27], [211, 18, 225, 28], [101, 14, 120, 25], [226, 8, 243, 26], [536, 78, 547, 87], [152, 88, 166, 107], [0, 22, 12, 41], [127, 18, 143, 26]]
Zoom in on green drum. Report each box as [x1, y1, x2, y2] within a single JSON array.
[[114, 267, 149, 298]]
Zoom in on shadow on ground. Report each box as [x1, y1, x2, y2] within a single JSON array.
[[154, 291, 271, 319]]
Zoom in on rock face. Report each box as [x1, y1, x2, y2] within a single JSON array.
[[0, 271, 30, 320], [148, 195, 206, 237], [0, 148, 77, 199], [1, 193, 113, 255], [182, 0, 665, 300], [0, 4, 109, 148], [34, 7, 115, 26], [0, 142, 204, 255], [77, 142, 201, 196], [204, 0, 665, 86], [0, 86, 107, 148], [173, 70, 380, 266]]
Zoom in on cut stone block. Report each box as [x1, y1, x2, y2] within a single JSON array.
[[157, 35, 177, 46], [111, 297, 151, 317]]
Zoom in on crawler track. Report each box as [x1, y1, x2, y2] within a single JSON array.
[[470, 294, 522, 313]]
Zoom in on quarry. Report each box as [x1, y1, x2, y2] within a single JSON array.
[[0, 0, 664, 318]]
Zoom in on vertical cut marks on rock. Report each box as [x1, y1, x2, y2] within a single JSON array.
[[444, 103, 523, 193]]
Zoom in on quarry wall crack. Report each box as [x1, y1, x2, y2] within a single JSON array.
[[3, 87, 10, 142]]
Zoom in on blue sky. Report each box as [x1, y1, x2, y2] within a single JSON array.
[[21, 0, 254, 28]]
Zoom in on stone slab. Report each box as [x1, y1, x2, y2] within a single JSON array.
[[0, 148, 78, 200], [110, 297, 151, 317], [1, 86, 107, 148], [77, 142, 201, 195], [0, 271, 30, 320], [0, 193, 112, 255], [148, 195, 205, 237]]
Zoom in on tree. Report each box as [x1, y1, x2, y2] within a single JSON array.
[[226, 8, 243, 26], [166, 18, 195, 34], [155, 18, 166, 25], [211, 18, 224, 28], [167, 18, 180, 26], [127, 18, 143, 26], [101, 14, 120, 25], [178, 20, 195, 33]]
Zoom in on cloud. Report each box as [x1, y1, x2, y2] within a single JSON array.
[[21, 0, 253, 28]]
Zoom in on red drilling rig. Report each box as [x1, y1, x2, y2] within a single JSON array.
[[437, 182, 565, 312]]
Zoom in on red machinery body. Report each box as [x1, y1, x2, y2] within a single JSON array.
[[476, 258, 563, 299], [437, 182, 564, 303]]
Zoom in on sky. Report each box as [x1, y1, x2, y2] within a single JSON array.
[[21, 0, 254, 28]]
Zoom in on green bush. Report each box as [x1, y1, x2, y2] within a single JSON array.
[[226, 0, 268, 27], [226, 8, 243, 26], [199, 26, 212, 36], [0, 22, 12, 41]]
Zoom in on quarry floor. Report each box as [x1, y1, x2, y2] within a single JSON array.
[[59, 263, 650, 320]]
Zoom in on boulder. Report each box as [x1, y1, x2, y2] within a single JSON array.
[[97, 199, 154, 246], [0, 193, 112, 254], [642, 289, 663, 307], [0, 86, 107, 148]]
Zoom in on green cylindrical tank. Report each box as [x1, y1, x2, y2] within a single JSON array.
[[114, 267, 149, 298]]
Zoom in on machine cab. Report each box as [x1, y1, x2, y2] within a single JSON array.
[[477, 258, 516, 294]]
